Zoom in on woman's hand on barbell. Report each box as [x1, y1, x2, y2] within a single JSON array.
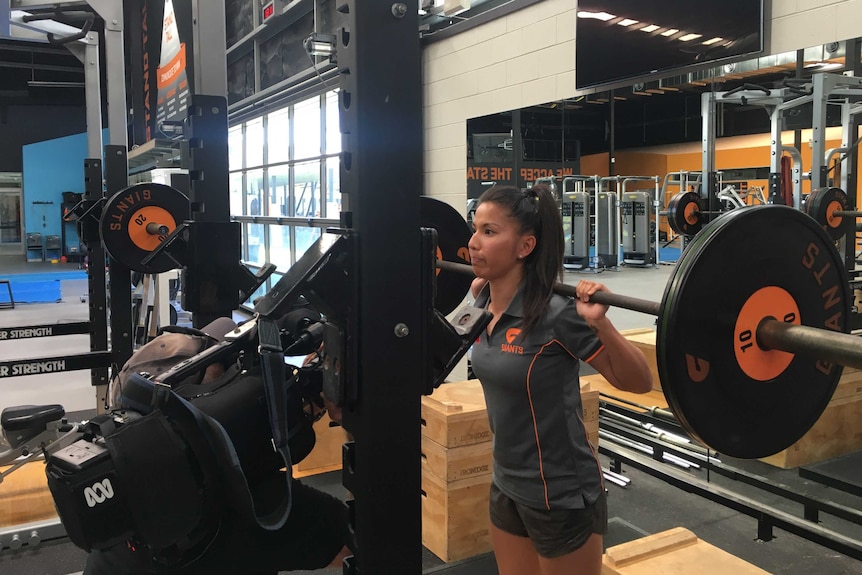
[[575, 280, 611, 325]]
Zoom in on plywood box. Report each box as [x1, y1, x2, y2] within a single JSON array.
[[293, 412, 348, 476], [620, 328, 661, 391], [421, 468, 492, 562], [421, 435, 492, 483], [580, 373, 669, 412], [761, 366, 862, 468], [422, 380, 491, 448], [581, 380, 600, 447], [602, 527, 771, 574], [0, 462, 57, 528], [581, 381, 599, 421]]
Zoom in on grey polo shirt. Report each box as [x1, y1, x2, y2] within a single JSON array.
[[472, 283, 605, 510]]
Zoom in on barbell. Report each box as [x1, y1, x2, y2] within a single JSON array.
[[425, 196, 856, 459], [95, 184, 860, 460]]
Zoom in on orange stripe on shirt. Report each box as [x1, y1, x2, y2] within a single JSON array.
[[554, 339, 604, 364], [527, 339, 603, 509], [583, 344, 605, 364], [526, 341, 555, 510]]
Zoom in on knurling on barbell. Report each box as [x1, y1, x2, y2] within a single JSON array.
[[426, 197, 854, 459], [99, 183, 190, 274]]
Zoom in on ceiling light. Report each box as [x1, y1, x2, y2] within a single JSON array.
[[661, 28, 679, 37], [577, 11, 616, 21], [702, 37, 723, 45], [640, 24, 659, 32], [678, 33, 702, 42], [618, 19, 639, 26]]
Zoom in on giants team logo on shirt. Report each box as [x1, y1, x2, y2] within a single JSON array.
[[501, 328, 524, 354]]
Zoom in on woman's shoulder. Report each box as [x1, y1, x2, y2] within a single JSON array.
[[547, 292, 576, 316]]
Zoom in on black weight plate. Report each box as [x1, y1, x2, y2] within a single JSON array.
[[657, 205, 849, 459], [100, 183, 190, 274], [666, 191, 703, 236], [420, 196, 473, 316], [804, 187, 849, 241]]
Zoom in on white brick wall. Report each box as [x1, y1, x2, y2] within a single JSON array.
[[423, 0, 862, 210]]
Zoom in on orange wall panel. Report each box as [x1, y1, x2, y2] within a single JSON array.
[[579, 152, 610, 177]]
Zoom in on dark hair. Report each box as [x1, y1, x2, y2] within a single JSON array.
[[477, 184, 563, 334]]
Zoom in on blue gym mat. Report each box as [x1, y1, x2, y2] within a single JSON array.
[[0, 279, 61, 304], [0, 270, 87, 282], [580, 246, 682, 264], [0, 270, 85, 304]]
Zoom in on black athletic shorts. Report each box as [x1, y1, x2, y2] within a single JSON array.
[[83, 472, 349, 575], [489, 482, 608, 558]]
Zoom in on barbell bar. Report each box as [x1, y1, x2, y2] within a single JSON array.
[[437, 259, 661, 315], [425, 196, 854, 459], [437, 258, 862, 371]]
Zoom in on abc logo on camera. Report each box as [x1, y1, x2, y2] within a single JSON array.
[[83, 478, 115, 508]]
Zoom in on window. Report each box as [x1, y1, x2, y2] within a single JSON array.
[[228, 126, 243, 171], [294, 160, 321, 218], [293, 97, 321, 161], [268, 108, 291, 165], [229, 90, 341, 288], [246, 118, 264, 169]]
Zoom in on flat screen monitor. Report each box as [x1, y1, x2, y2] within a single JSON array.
[[575, 0, 764, 92]]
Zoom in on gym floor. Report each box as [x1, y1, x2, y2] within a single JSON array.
[[1, 257, 861, 574]]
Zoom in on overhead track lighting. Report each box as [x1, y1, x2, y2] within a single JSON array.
[[577, 11, 616, 21]]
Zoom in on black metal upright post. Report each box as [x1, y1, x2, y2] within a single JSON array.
[[337, 2, 423, 574], [181, 95, 235, 327], [104, 146, 133, 385], [81, 159, 110, 398]]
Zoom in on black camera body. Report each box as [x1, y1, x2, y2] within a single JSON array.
[[47, 408, 215, 557]]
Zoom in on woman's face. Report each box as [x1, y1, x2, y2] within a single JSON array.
[[468, 201, 534, 281]]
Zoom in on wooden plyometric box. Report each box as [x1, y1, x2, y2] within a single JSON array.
[[0, 462, 57, 528], [581, 380, 600, 447], [602, 527, 771, 575], [620, 328, 661, 391], [293, 412, 348, 476], [580, 373, 669, 412], [421, 380, 491, 448], [421, 435, 492, 483], [761, 367, 862, 469], [421, 468, 492, 563]]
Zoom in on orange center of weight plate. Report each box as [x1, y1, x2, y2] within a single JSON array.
[[127, 206, 176, 251], [733, 286, 801, 381], [435, 246, 443, 276], [684, 202, 699, 225], [825, 199, 844, 229]]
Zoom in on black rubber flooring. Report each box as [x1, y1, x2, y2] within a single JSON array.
[[3, 454, 862, 574], [4, 394, 862, 575]]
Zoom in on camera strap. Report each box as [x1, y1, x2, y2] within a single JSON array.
[[255, 315, 294, 528]]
